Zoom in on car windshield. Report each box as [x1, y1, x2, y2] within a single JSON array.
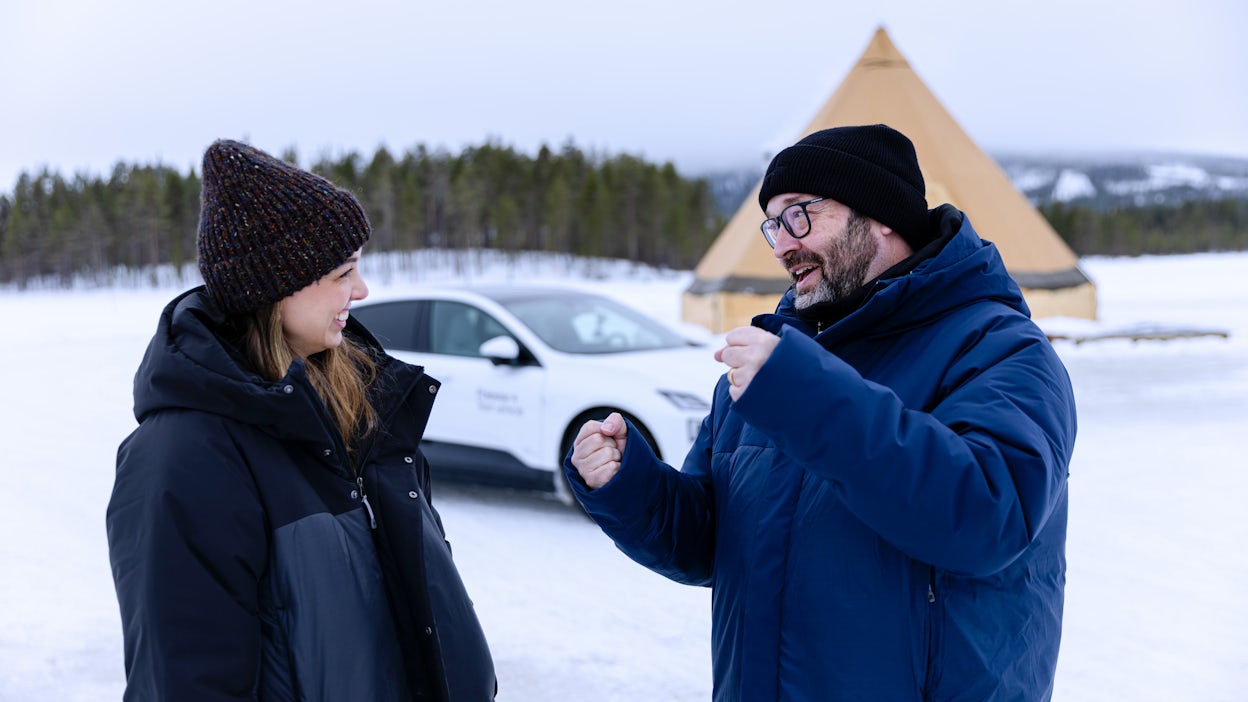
[[498, 293, 692, 354]]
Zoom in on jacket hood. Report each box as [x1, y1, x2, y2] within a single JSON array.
[[131, 287, 383, 444], [760, 204, 1030, 342]]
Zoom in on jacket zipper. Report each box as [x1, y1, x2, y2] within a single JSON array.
[[345, 363, 429, 534], [923, 568, 938, 699], [295, 366, 385, 532], [350, 364, 427, 535], [357, 475, 377, 529]]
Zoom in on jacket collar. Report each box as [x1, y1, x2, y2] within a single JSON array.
[[132, 287, 429, 450]]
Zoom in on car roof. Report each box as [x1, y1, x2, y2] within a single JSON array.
[[469, 284, 600, 302], [363, 284, 600, 305]]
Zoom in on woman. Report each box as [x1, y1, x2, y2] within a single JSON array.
[[106, 140, 496, 700]]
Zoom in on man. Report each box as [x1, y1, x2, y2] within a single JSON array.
[[568, 124, 1076, 701]]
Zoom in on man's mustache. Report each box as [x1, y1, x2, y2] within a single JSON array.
[[783, 252, 824, 281]]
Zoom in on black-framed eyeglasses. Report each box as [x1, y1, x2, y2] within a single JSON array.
[[760, 197, 828, 248]]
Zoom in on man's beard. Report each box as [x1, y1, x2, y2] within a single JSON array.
[[785, 212, 878, 310]]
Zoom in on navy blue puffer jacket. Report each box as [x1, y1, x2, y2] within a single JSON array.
[[568, 206, 1076, 701], [107, 288, 496, 701]]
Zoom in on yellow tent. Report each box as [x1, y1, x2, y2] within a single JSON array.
[[682, 27, 1097, 333]]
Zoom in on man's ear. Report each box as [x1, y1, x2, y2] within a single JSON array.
[[875, 222, 915, 259]]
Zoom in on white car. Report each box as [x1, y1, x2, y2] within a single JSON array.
[[351, 285, 724, 503]]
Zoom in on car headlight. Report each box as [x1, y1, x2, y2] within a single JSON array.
[[657, 389, 710, 411]]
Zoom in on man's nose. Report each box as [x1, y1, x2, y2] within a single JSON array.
[[771, 227, 801, 259]]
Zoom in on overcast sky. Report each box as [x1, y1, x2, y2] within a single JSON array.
[[3, 0, 1246, 193]]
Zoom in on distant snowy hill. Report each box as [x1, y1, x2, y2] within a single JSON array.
[[701, 153, 1248, 214], [997, 153, 1248, 209]]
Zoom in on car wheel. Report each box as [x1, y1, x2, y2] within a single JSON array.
[[555, 408, 658, 508]]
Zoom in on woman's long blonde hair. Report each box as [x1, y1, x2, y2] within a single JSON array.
[[237, 303, 379, 462]]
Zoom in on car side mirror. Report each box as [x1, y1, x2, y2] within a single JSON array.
[[478, 335, 521, 365]]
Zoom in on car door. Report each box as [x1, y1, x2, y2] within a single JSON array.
[[421, 300, 547, 471]]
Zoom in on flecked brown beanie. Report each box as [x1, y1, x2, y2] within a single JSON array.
[[196, 139, 371, 314]]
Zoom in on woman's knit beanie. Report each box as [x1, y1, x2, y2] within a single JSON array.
[[196, 139, 371, 314], [758, 124, 932, 249]]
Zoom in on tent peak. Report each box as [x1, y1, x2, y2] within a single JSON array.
[[858, 26, 909, 69]]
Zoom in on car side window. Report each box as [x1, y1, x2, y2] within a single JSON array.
[[429, 301, 510, 358], [351, 300, 427, 352]]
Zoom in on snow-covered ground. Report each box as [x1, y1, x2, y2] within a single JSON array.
[[2, 251, 1246, 700]]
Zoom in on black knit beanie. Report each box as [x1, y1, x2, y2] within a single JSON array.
[[196, 139, 371, 314], [758, 124, 931, 250]]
